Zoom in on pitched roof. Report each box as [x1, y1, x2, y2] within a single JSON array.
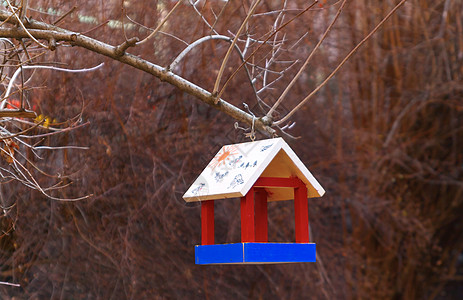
[[183, 138, 325, 202]]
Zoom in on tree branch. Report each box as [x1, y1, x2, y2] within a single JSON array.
[[114, 37, 139, 57], [0, 9, 275, 136], [0, 109, 36, 118]]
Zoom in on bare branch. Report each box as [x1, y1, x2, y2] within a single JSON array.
[[168, 35, 232, 71], [52, 5, 76, 25], [125, 14, 188, 45], [274, 0, 409, 125], [114, 37, 139, 57], [212, 0, 262, 98], [0, 12, 276, 135], [189, 0, 220, 35], [267, 0, 348, 118], [136, 0, 183, 45], [1, 63, 104, 109], [0, 280, 20, 287], [216, 1, 318, 100], [4, 0, 48, 49], [0, 109, 35, 118], [210, 1, 230, 33]]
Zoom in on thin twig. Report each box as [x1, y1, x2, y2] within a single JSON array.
[[0, 109, 35, 118], [52, 6, 76, 25], [212, 0, 262, 99], [80, 20, 109, 35], [274, 0, 409, 125], [1, 63, 104, 109], [216, 0, 318, 100], [267, 0, 348, 118], [136, 1, 183, 45], [0, 281, 20, 287], [188, 0, 220, 35], [125, 14, 187, 45], [114, 37, 139, 57], [168, 35, 232, 70], [168, 34, 265, 112], [210, 0, 230, 33], [5, 0, 48, 49]]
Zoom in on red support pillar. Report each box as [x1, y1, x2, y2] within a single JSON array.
[[201, 200, 214, 245], [255, 188, 268, 242], [241, 187, 255, 242], [294, 184, 309, 243]]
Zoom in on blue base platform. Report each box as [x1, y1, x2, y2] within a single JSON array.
[[195, 242, 316, 265]]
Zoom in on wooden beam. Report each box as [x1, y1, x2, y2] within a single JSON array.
[[254, 188, 268, 242], [254, 177, 305, 188], [294, 184, 309, 243], [240, 187, 255, 242], [201, 200, 214, 245]]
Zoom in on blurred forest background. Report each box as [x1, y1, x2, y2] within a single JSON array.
[[0, 0, 462, 299]]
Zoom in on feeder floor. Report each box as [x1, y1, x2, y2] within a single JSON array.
[[195, 242, 316, 265]]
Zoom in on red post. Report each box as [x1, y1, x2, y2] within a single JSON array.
[[294, 184, 309, 243], [241, 187, 255, 242], [201, 200, 214, 245], [254, 188, 268, 242]]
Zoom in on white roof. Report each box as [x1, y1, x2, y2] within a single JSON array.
[[183, 138, 325, 202]]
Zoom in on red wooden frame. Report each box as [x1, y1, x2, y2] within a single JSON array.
[[200, 177, 310, 246], [240, 177, 310, 243]]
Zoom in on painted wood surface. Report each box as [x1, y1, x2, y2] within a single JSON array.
[[254, 189, 268, 243], [183, 138, 325, 202], [201, 201, 214, 245], [294, 184, 309, 243], [195, 243, 316, 264]]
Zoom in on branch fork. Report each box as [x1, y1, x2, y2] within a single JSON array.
[[114, 37, 139, 57]]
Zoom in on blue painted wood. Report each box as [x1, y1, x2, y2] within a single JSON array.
[[195, 243, 244, 264], [195, 243, 316, 265]]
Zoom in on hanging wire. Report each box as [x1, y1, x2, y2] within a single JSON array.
[[234, 103, 256, 141]]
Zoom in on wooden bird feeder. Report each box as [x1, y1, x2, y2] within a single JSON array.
[[183, 138, 325, 264]]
